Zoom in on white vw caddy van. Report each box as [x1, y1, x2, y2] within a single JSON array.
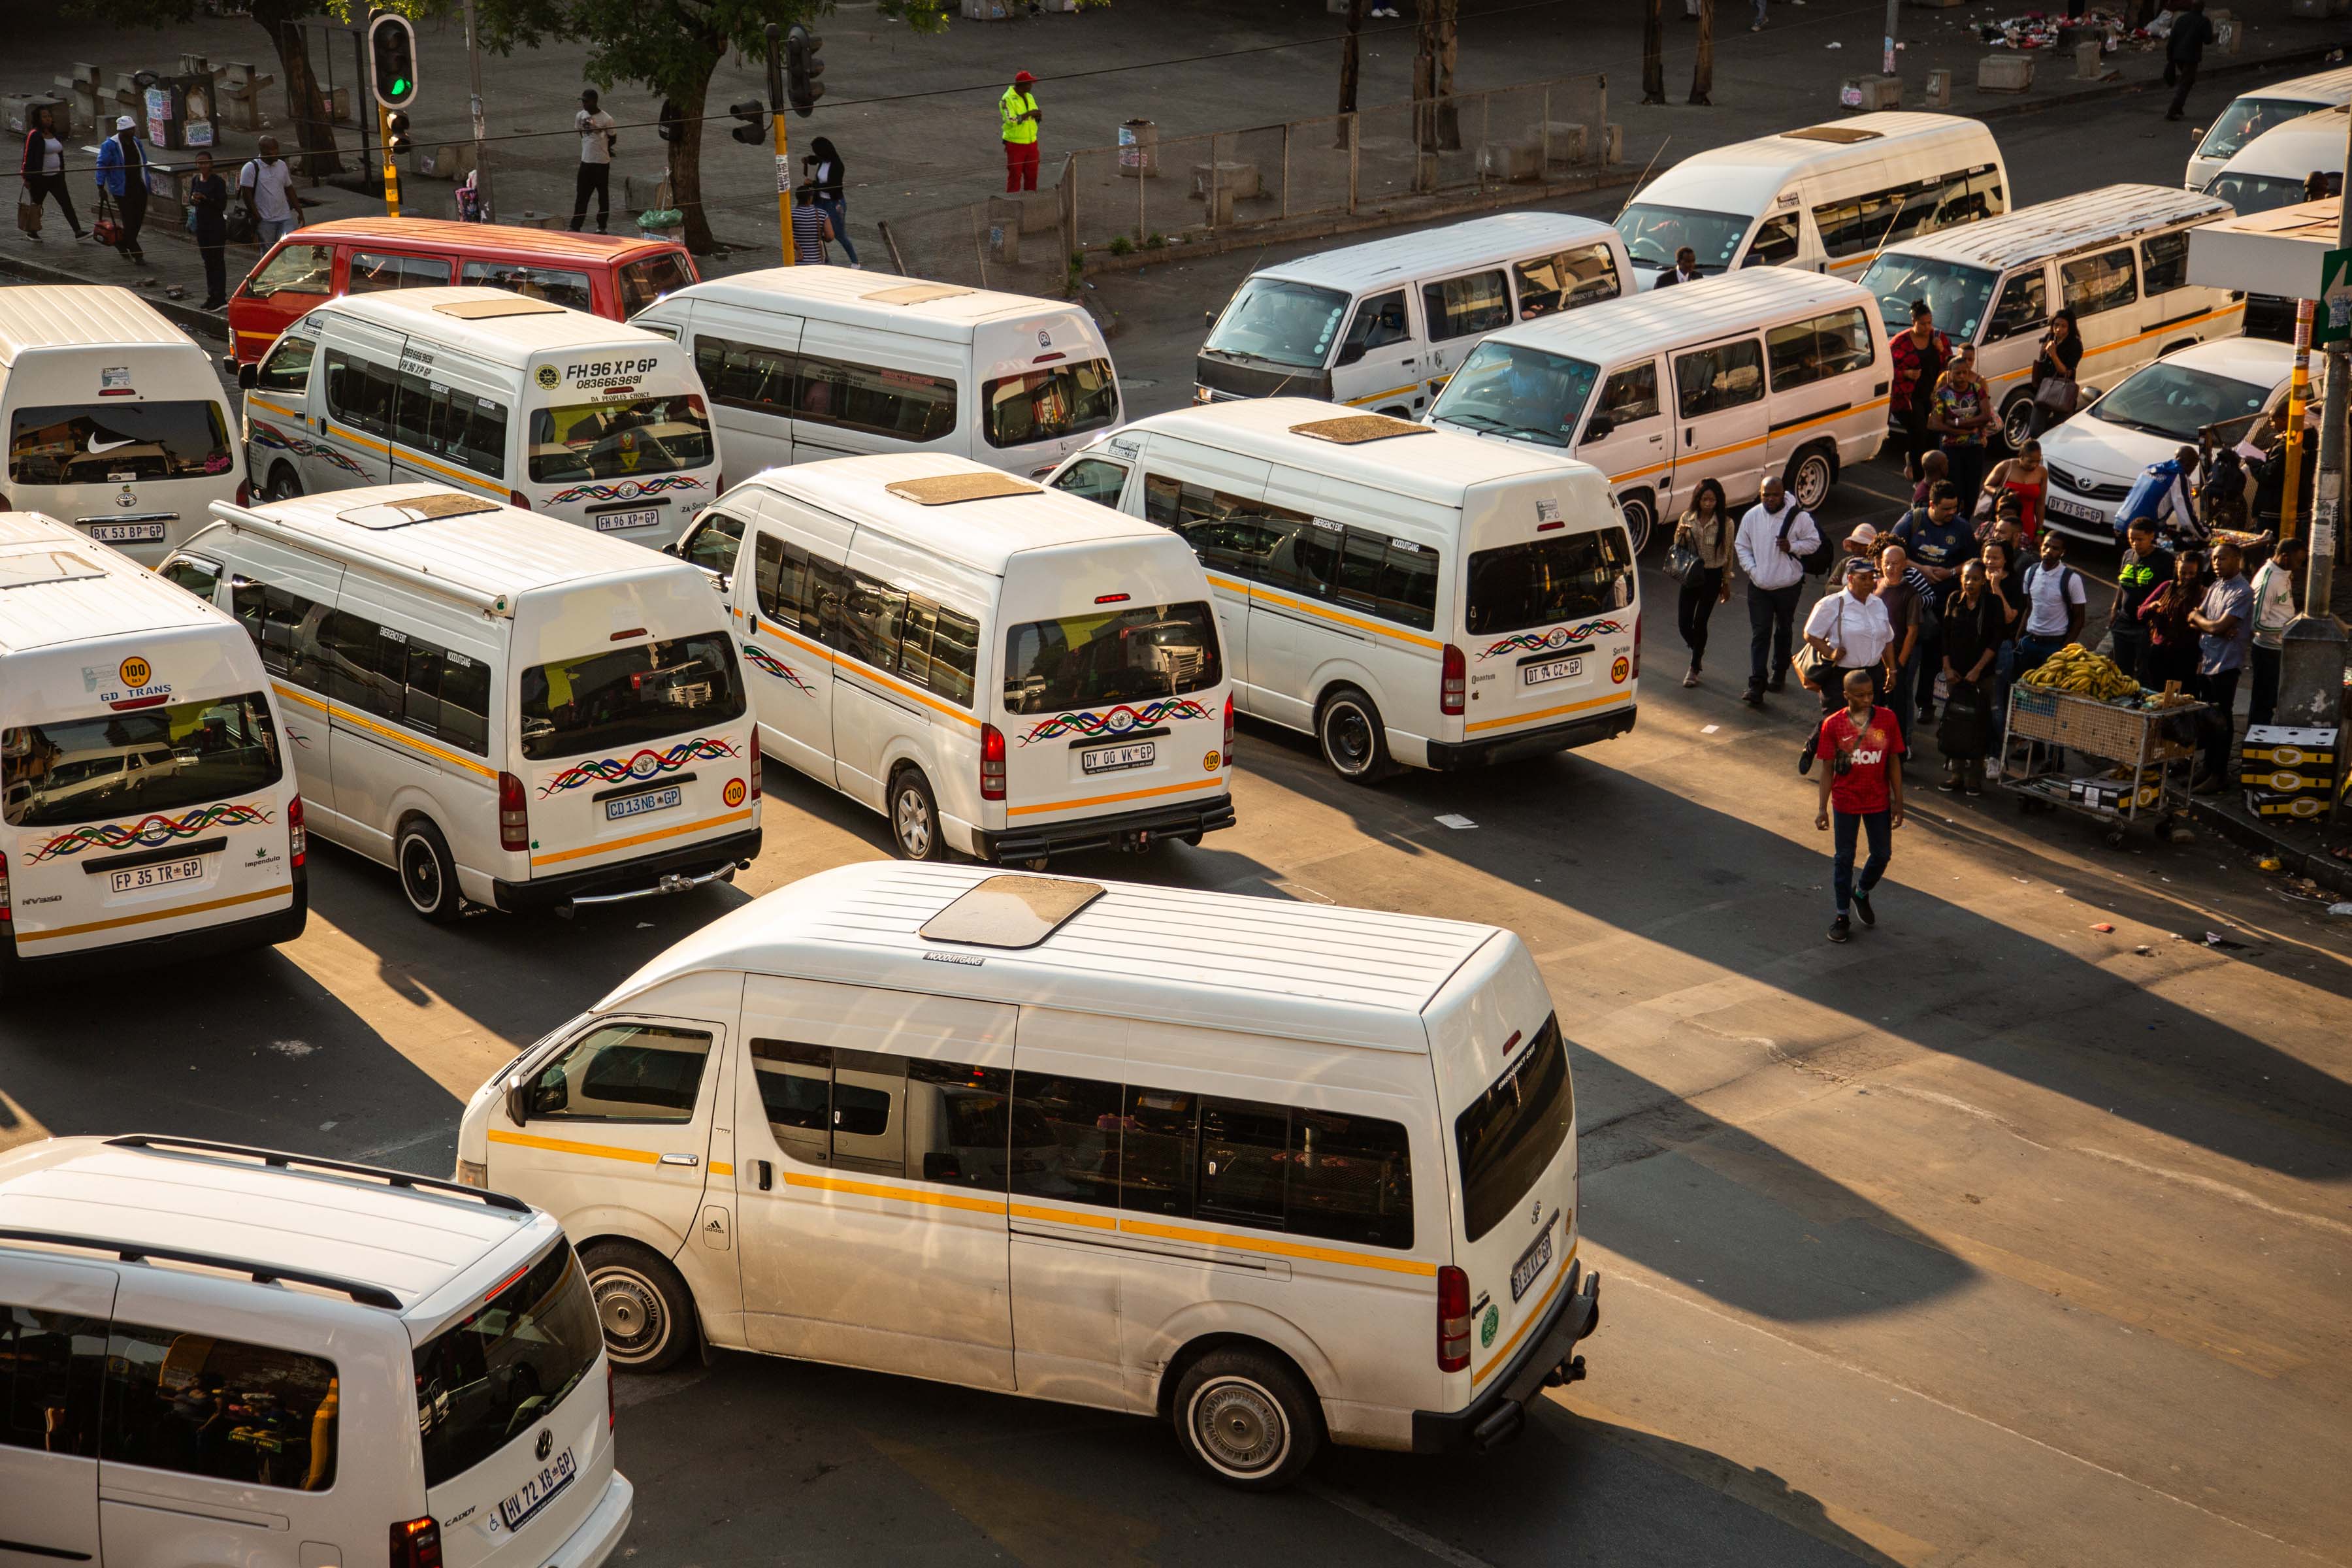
[[239, 286, 719, 547], [1, 285, 247, 566], [672, 453, 1234, 864], [171, 485, 761, 923], [457, 862, 1599, 1490], [1049, 399, 1638, 781], [1, 512, 304, 993], [0, 1133, 630, 1568], [632, 266, 1122, 481]]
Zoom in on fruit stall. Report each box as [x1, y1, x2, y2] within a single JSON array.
[[2002, 644, 2207, 847]]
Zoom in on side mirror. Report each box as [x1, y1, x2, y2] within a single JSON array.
[[504, 1073, 530, 1127], [236, 362, 257, 391], [660, 539, 681, 556], [1203, 309, 1215, 329], [1584, 416, 1614, 442]]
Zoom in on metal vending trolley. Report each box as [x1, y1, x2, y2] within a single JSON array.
[[2001, 686, 2207, 846]]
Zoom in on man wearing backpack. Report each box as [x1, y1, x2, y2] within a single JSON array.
[[1733, 474, 1821, 709], [2015, 531, 2087, 684], [2114, 445, 2201, 545]]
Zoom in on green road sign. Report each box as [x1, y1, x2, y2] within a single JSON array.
[[2319, 246, 2352, 347]]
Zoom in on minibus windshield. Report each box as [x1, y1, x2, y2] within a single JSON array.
[[1463, 526, 1636, 635], [4, 693, 283, 829], [983, 359, 1120, 448], [2088, 361, 2272, 445], [2198, 97, 2315, 164], [527, 394, 714, 483], [1003, 601, 1223, 715], [1202, 278, 1351, 368], [412, 1239, 602, 1488], [1857, 255, 1998, 341], [1454, 1013, 1573, 1243], [519, 631, 745, 762], [8, 401, 234, 485], [2204, 171, 2313, 216], [1432, 342, 1595, 447], [1615, 203, 1750, 272]]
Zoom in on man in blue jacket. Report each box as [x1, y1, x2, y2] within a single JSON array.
[[93, 114, 150, 265]]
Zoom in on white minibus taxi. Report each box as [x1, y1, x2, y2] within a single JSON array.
[[2186, 64, 2352, 192], [1857, 184, 2241, 450], [671, 453, 1233, 864], [238, 286, 719, 547], [1615, 112, 2007, 287], [456, 862, 1599, 1490], [168, 485, 761, 923], [1, 513, 304, 992], [1196, 212, 1634, 418], [1047, 398, 1637, 781], [1, 285, 247, 566], [632, 267, 1122, 482], [0, 1133, 630, 1568], [2201, 105, 2345, 339], [1431, 270, 1889, 550]]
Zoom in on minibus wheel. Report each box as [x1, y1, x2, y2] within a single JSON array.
[[262, 463, 301, 502], [888, 766, 949, 860], [1616, 491, 1656, 555], [1783, 445, 1835, 514], [1317, 687, 1392, 784], [580, 1239, 695, 1373], [1173, 1347, 1321, 1489], [395, 819, 463, 924], [2000, 395, 2036, 452]]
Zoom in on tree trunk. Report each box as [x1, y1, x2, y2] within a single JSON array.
[[255, 5, 342, 180], [1435, 0, 1460, 152], [1690, 0, 1715, 105], [669, 58, 717, 255], [1643, 0, 1667, 105], [1412, 2, 1437, 155], [1338, 0, 1365, 118]]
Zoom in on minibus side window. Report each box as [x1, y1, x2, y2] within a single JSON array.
[[1741, 212, 1801, 268], [2061, 247, 2138, 318], [321, 611, 408, 723], [323, 350, 397, 438], [523, 1022, 712, 1123], [1049, 457, 1130, 508], [1593, 361, 1661, 429], [1985, 272, 2049, 343], [685, 511, 745, 584], [159, 553, 220, 602], [0, 1304, 106, 1458], [255, 333, 316, 395], [242, 242, 332, 300], [1141, 472, 1316, 589], [1766, 307, 1875, 394], [1811, 189, 1904, 261], [233, 582, 329, 693], [1008, 1073, 1126, 1207], [348, 250, 453, 293], [695, 333, 797, 417], [900, 597, 980, 708], [389, 372, 510, 478], [2142, 231, 2192, 296], [1198, 1098, 1289, 1228], [751, 530, 806, 625], [834, 570, 909, 674], [1512, 245, 1620, 319], [1332, 527, 1441, 631], [1337, 289, 1410, 361], [752, 1040, 1009, 1192], [1674, 338, 1765, 417], [460, 259, 593, 312], [1420, 270, 1512, 340], [99, 1324, 337, 1491], [800, 350, 960, 442], [401, 641, 493, 755]]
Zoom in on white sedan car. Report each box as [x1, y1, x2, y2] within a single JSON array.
[[2038, 336, 2297, 544]]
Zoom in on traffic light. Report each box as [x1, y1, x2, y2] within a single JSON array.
[[728, 100, 768, 146], [367, 11, 419, 111], [785, 24, 824, 117], [385, 111, 412, 157]]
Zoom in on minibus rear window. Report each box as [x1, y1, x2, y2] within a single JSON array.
[[8, 401, 234, 485], [1203, 278, 1350, 369], [518, 632, 745, 762], [5, 692, 283, 828], [1463, 527, 1635, 636], [412, 1239, 602, 1488], [1002, 601, 1222, 715], [983, 359, 1120, 449], [528, 394, 714, 483], [1454, 1013, 1573, 1244]]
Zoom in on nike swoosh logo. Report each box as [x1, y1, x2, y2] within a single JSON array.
[[88, 436, 137, 454]]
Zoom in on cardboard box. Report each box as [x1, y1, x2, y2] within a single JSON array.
[[2245, 790, 2331, 819], [2240, 725, 2336, 769]]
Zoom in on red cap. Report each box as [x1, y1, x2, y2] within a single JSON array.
[[1014, 70, 1036, 84]]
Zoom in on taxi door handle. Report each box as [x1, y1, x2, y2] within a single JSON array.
[[659, 1152, 700, 1168], [756, 1160, 774, 1190]]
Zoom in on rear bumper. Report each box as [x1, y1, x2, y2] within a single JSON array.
[[973, 792, 1235, 863], [548, 1469, 634, 1568], [1, 879, 306, 985], [1425, 704, 1637, 770], [1411, 1262, 1601, 1454], [492, 827, 762, 913]]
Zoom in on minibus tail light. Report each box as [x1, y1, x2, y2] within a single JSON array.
[[608, 1358, 617, 1430], [0, 851, 11, 924], [1438, 1265, 1472, 1373], [749, 745, 762, 800], [236, 478, 251, 506], [389, 1515, 443, 1568], [1632, 611, 1642, 679], [1222, 693, 1234, 768], [498, 772, 529, 852], [981, 723, 1006, 802], [1441, 644, 1466, 716], [287, 793, 306, 869], [508, 489, 531, 512]]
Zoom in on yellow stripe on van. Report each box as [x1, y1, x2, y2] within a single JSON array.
[[783, 1170, 1009, 1217], [1464, 691, 1634, 736], [488, 1129, 665, 1165], [1006, 776, 1226, 819], [11, 885, 290, 944], [272, 683, 499, 780], [1009, 1201, 1118, 1231], [1117, 1216, 1440, 1277], [1608, 459, 1673, 485], [753, 617, 984, 731], [1202, 574, 1446, 651], [1472, 1240, 1576, 1386], [709, 1162, 734, 1177], [248, 395, 299, 421], [1343, 384, 1423, 408], [528, 807, 754, 868]]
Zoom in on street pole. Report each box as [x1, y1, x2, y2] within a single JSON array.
[[463, 0, 494, 220], [768, 23, 794, 265], [377, 102, 400, 218], [1884, 0, 1899, 78], [2275, 124, 2352, 737], [2281, 300, 2313, 540]]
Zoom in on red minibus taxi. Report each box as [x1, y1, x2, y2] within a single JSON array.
[[225, 218, 699, 367]]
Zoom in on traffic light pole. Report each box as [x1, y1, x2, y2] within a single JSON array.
[[768, 24, 793, 264], [2274, 111, 2352, 740], [377, 102, 402, 218]]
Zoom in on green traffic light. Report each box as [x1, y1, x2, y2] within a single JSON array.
[[392, 76, 410, 96]]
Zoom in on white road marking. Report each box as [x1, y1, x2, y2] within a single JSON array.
[[1303, 1480, 1500, 1568]]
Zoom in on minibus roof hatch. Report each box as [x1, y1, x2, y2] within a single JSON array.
[[0, 549, 106, 590], [1290, 414, 1433, 445], [886, 472, 1040, 506], [864, 282, 979, 306], [919, 874, 1105, 949], [338, 493, 502, 529], [434, 297, 568, 319], [1782, 125, 1882, 144]]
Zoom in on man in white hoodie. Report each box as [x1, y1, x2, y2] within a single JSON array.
[[1733, 474, 1821, 708]]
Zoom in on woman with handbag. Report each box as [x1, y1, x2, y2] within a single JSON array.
[[1936, 559, 2004, 795], [2028, 310, 2083, 438], [1669, 478, 1735, 687], [19, 105, 84, 242]]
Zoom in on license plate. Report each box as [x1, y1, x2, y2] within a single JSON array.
[[87, 521, 167, 544], [497, 1446, 576, 1533], [593, 507, 662, 532], [1522, 655, 1582, 687], [1082, 741, 1156, 774], [2048, 496, 2106, 523], [606, 785, 681, 821], [110, 856, 202, 894], [1510, 1217, 1554, 1302]]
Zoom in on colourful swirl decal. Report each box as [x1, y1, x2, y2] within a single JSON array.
[[743, 644, 816, 696], [538, 736, 740, 796], [1017, 697, 1213, 745], [29, 800, 274, 864], [1475, 619, 1630, 661], [250, 420, 368, 478], [541, 475, 709, 507]]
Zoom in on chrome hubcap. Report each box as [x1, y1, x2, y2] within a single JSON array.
[[895, 789, 932, 857], [593, 1270, 663, 1356], [1194, 1380, 1284, 1475]]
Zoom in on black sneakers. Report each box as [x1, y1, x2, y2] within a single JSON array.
[[1744, 685, 1765, 709], [1828, 915, 1851, 943], [1798, 733, 1818, 775], [1853, 889, 1876, 927]]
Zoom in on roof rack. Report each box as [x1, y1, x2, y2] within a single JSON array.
[[0, 1228, 403, 1309], [208, 500, 515, 617], [105, 1134, 531, 1213]]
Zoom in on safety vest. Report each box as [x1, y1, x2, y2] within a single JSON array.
[[1000, 87, 1039, 145]]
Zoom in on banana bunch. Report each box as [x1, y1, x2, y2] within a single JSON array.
[[2020, 644, 2140, 702]]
